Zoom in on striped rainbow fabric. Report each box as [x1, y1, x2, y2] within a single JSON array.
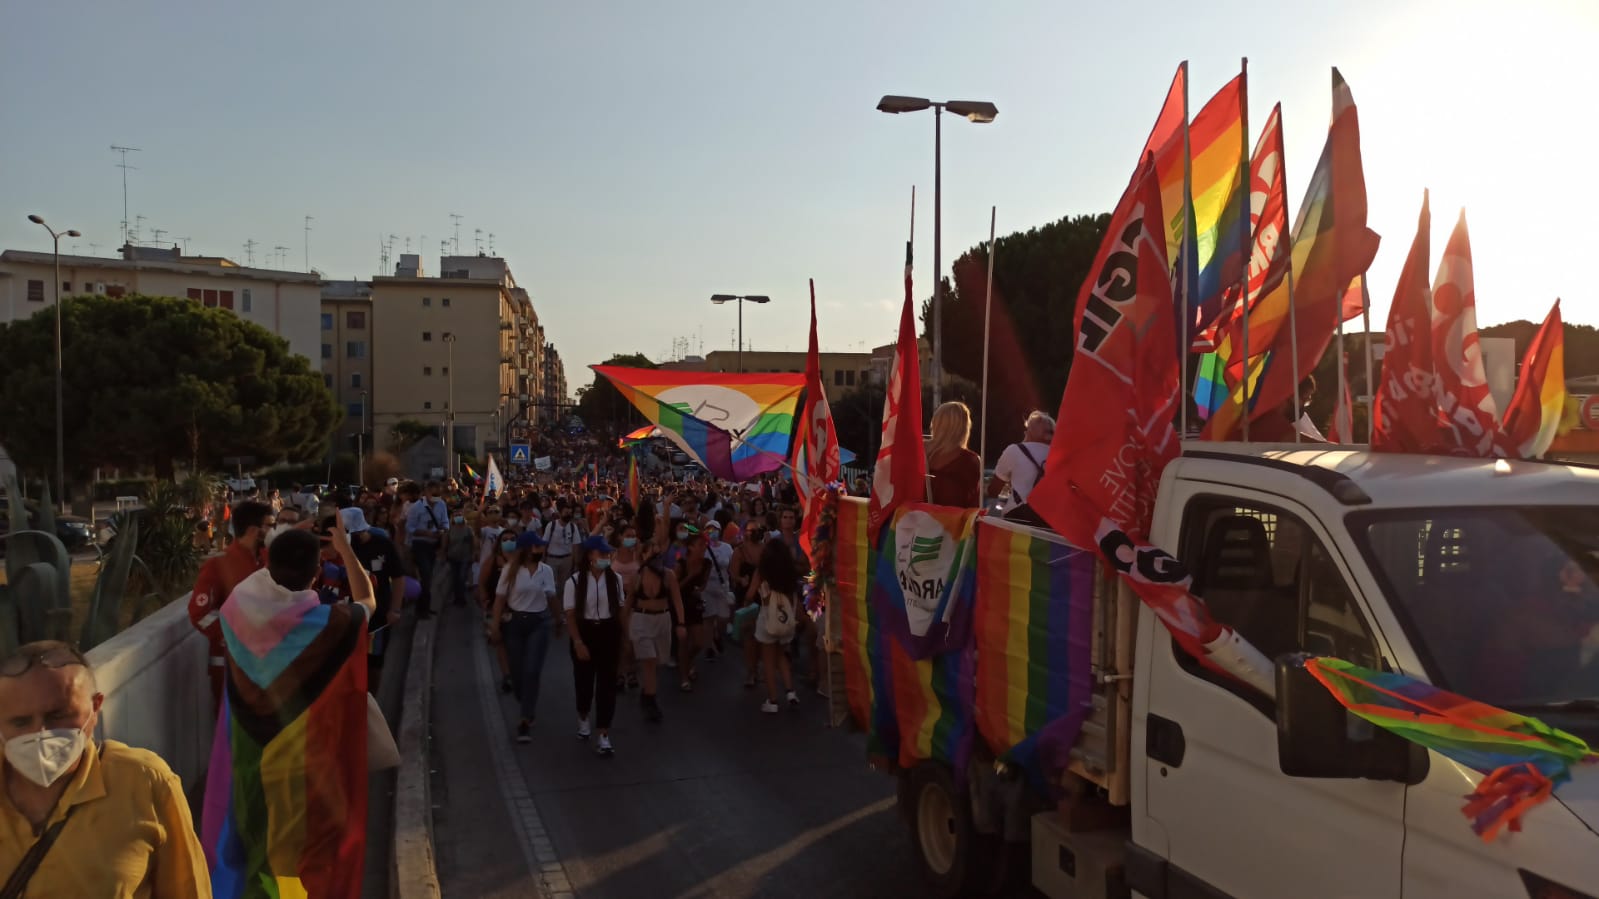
[[834, 496, 973, 768], [202, 569, 369, 899], [1498, 300, 1565, 458], [1186, 73, 1249, 334], [594, 365, 803, 481], [973, 523, 1097, 789]]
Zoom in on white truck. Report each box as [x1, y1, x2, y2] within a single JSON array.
[[880, 443, 1599, 898]]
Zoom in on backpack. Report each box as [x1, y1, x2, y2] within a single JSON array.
[[760, 582, 798, 640]]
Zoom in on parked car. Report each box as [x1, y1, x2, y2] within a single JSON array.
[[225, 475, 258, 493], [0, 497, 94, 557]]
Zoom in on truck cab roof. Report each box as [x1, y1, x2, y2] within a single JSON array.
[[1176, 442, 1599, 509]]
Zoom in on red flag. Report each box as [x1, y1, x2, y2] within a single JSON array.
[[868, 239, 927, 533], [1430, 210, 1500, 456], [794, 279, 841, 559], [1372, 193, 1447, 453], [1498, 300, 1566, 459]]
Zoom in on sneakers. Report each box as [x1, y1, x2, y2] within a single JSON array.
[[597, 734, 614, 757], [577, 717, 592, 740], [760, 700, 780, 714], [663, 656, 678, 668], [516, 721, 531, 744], [786, 691, 799, 708]]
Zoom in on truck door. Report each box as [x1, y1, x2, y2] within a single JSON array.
[[1139, 488, 1403, 898]]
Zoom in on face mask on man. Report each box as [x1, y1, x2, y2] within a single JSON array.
[[594, 558, 613, 571], [506, 517, 519, 527], [4, 723, 90, 788], [500, 540, 517, 554], [454, 516, 465, 525]]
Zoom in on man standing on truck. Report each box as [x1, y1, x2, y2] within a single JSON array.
[[987, 411, 1055, 513]]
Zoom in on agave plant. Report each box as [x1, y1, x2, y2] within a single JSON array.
[[0, 476, 73, 655]]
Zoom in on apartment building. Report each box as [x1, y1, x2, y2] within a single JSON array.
[[702, 349, 874, 405], [320, 280, 374, 445], [369, 254, 542, 460], [0, 244, 321, 361]]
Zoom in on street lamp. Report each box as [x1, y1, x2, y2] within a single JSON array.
[[710, 294, 771, 373], [442, 332, 456, 476], [875, 95, 998, 407], [27, 215, 81, 513], [357, 389, 369, 487]]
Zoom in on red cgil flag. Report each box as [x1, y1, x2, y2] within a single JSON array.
[[867, 238, 927, 534], [793, 279, 841, 560], [1429, 210, 1501, 456], [1372, 193, 1447, 453]]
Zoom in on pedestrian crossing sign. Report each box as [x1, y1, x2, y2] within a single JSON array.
[[509, 443, 531, 466]]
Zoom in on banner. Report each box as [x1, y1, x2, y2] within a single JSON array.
[[868, 236, 927, 532], [870, 503, 978, 660], [1372, 193, 1446, 453], [1430, 211, 1500, 456], [533, 456, 552, 471], [794, 279, 841, 562]]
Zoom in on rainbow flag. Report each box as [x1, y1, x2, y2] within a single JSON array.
[[593, 365, 803, 482], [973, 523, 1097, 790], [1186, 72, 1250, 335], [1193, 351, 1226, 420], [462, 461, 480, 482], [834, 496, 973, 769], [619, 424, 658, 448], [202, 569, 369, 899], [626, 454, 640, 510], [1498, 300, 1565, 458], [870, 503, 979, 659], [1306, 657, 1594, 840]]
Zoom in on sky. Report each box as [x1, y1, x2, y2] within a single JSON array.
[[4, 0, 1596, 390]]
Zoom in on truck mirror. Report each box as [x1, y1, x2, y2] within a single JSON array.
[[1275, 653, 1427, 784]]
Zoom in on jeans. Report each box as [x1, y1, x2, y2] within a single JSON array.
[[571, 618, 621, 729], [503, 610, 552, 722], [411, 543, 438, 616]]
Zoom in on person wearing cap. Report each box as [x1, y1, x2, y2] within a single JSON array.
[[564, 535, 624, 757], [701, 520, 735, 660], [492, 532, 557, 743], [339, 507, 408, 693]]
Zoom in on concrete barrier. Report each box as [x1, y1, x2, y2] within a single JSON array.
[[86, 595, 214, 790], [394, 617, 441, 899]]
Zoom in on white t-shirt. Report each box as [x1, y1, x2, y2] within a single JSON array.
[[543, 519, 584, 557], [479, 526, 505, 563], [497, 562, 556, 613], [563, 571, 620, 620], [994, 441, 1051, 511], [703, 542, 734, 603]]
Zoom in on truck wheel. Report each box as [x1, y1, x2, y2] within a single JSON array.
[[904, 762, 992, 899]]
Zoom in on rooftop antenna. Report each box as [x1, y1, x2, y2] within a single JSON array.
[[151, 227, 167, 245], [303, 215, 313, 271], [488, 232, 495, 255], [111, 145, 141, 246], [474, 228, 483, 255], [379, 235, 390, 274], [133, 215, 147, 244], [88, 243, 102, 256], [440, 239, 449, 259], [274, 245, 289, 268], [243, 239, 258, 266], [176, 237, 190, 254], [404, 236, 412, 253], [450, 214, 462, 254]]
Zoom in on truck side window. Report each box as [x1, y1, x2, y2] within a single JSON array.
[[1178, 496, 1380, 702]]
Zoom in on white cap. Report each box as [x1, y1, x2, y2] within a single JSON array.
[[385, 477, 399, 486], [340, 507, 371, 534]]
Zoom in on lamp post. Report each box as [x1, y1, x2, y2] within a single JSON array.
[[357, 389, 369, 488], [709, 294, 771, 373], [874, 95, 998, 408], [442, 332, 456, 477], [26, 215, 81, 513]]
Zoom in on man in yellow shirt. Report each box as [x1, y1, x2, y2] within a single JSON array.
[[0, 640, 209, 898]]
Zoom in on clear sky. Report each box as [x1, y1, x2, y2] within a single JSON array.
[[4, 0, 1595, 387]]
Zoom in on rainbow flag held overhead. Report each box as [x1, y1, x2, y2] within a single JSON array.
[[619, 424, 660, 448], [1306, 657, 1595, 841], [626, 454, 640, 511], [834, 496, 974, 769], [593, 365, 803, 482], [462, 461, 480, 482], [1186, 72, 1250, 334], [973, 523, 1097, 790], [202, 569, 369, 899]]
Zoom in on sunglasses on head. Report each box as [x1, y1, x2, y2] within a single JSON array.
[[0, 645, 87, 678]]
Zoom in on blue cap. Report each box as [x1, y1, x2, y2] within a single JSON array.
[[516, 531, 548, 550], [582, 534, 614, 554]]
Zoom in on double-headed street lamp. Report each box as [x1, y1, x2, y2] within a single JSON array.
[[875, 95, 998, 408], [710, 294, 770, 373], [26, 215, 81, 513]]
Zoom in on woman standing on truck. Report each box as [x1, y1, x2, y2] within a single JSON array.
[[926, 401, 983, 508]]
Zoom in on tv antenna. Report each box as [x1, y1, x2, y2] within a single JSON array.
[[303, 216, 314, 271], [151, 227, 167, 245], [488, 232, 495, 255], [176, 237, 191, 253], [88, 243, 102, 256], [474, 228, 483, 255], [133, 215, 147, 244], [243, 239, 258, 266], [450, 214, 462, 254], [110, 145, 141, 245], [274, 245, 290, 268]]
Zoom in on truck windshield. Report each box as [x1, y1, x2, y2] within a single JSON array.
[[1354, 507, 1599, 711]]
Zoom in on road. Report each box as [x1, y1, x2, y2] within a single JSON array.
[[428, 599, 918, 899]]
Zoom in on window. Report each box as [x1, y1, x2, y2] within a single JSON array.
[[350, 373, 362, 389], [442, 366, 449, 376], [321, 343, 333, 359], [442, 297, 451, 307], [83, 283, 94, 293], [321, 312, 334, 330], [422, 297, 432, 307], [1178, 495, 1379, 711], [219, 290, 234, 310], [845, 369, 857, 387], [202, 289, 219, 308], [242, 289, 252, 312], [346, 341, 367, 358], [423, 366, 433, 376], [106, 285, 126, 298], [422, 331, 432, 342], [346, 310, 365, 329], [323, 373, 333, 388], [346, 403, 364, 419], [26, 280, 44, 302], [61, 281, 70, 292], [424, 401, 433, 410], [188, 288, 204, 302], [833, 370, 845, 386]]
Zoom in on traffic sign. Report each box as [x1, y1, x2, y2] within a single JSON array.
[[1580, 395, 1599, 430], [509, 443, 532, 466]]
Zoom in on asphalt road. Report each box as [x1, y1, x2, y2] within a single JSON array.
[[429, 600, 919, 899]]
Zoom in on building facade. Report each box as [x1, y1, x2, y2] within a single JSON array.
[[320, 280, 374, 447], [0, 245, 322, 362], [701, 349, 873, 406]]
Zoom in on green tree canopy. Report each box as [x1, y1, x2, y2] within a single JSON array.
[[0, 294, 340, 480], [576, 352, 656, 434]]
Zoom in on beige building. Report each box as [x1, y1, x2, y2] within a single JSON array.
[[370, 254, 543, 460], [320, 280, 374, 446], [0, 244, 322, 362], [701, 349, 874, 406]]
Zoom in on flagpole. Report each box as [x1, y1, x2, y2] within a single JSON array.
[[1237, 57, 1251, 443], [979, 205, 997, 468], [1179, 60, 1193, 441], [1336, 294, 1347, 443], [1361, 276, 1375, 443], [1284, 99, 1302, 444]]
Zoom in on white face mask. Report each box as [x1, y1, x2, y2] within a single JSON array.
[[5, 725, 89, 788], [264, 523, 293, 547]]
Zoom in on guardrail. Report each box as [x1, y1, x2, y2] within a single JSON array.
[[86, 595, 214, 789]]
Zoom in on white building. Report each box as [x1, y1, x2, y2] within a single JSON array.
[[0, 245, 323, 362]]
